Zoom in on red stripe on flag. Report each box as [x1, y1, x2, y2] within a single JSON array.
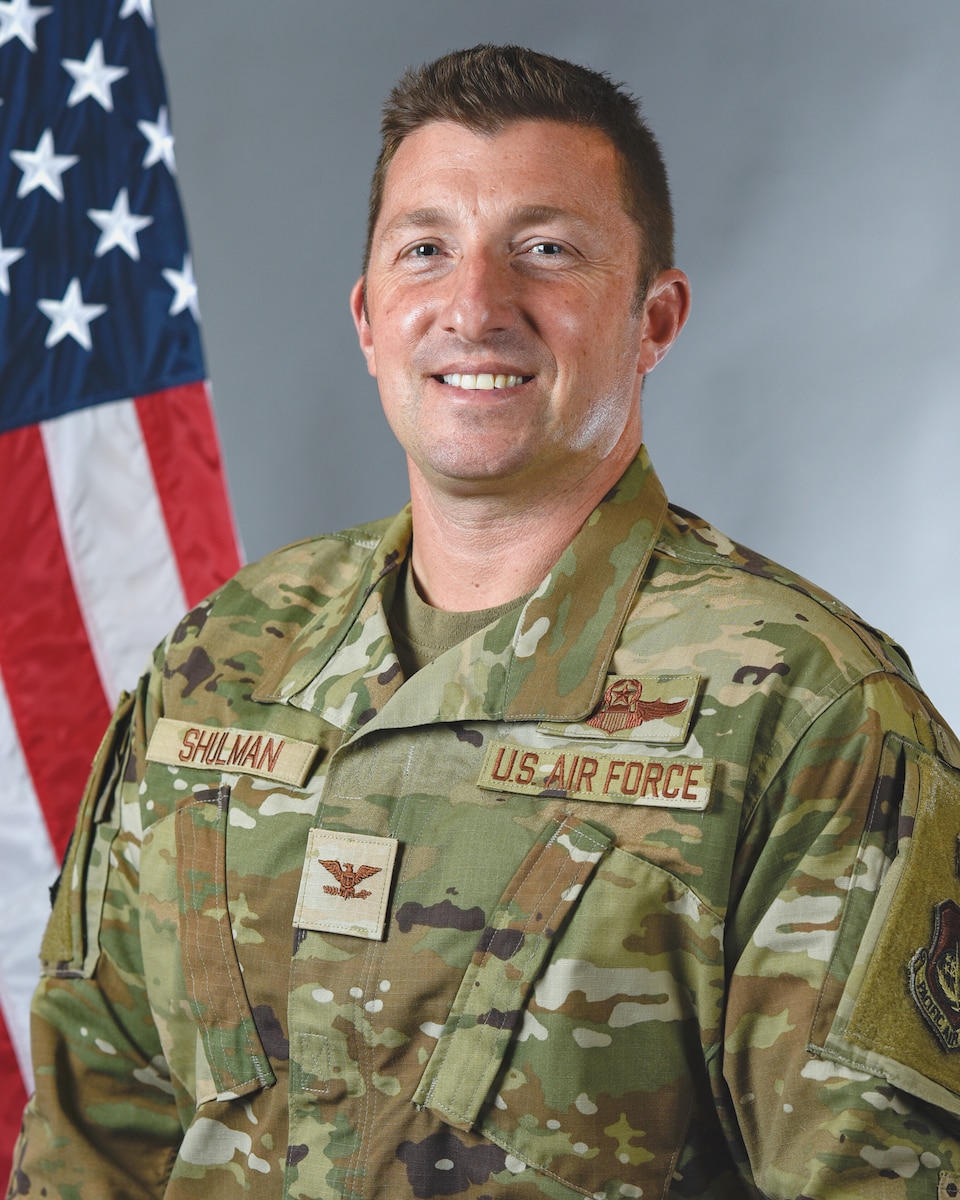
[[0, 1006, 27, 1186], [135, 384, 242, 607], [0, 426, 111, 859]]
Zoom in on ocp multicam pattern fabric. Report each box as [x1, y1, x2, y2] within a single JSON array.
[[12, 450, 960, 1198]]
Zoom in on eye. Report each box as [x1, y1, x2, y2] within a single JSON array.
[[408, 242, 441, 258], [528, 241, 566, 256]]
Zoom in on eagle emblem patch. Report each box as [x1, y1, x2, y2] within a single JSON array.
[[910, 899, 960, 1050], [295, 830, 398, 941], [319, 860, 382, 901]]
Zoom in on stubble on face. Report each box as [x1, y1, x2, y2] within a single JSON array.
[[355, 119, 651, 506]]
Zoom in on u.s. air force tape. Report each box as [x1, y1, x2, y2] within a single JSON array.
[[146, 718, 319, 787], [477, 738, 713, 810]]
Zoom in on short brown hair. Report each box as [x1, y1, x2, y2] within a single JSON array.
[[364, 44, 674, 293]]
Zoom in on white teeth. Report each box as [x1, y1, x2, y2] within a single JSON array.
[[441, 373, 525, 390]]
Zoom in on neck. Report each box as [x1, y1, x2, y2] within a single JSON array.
[[407, 442, 639, 611]]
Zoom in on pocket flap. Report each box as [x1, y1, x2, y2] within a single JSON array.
[[41, 692, 134, 978], [414, 815, 611, 1127], [176, 784, 276, 1100]]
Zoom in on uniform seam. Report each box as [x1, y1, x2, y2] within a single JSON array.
[[741, 668, 894, 830], [807, 741, 902, 1049], [420, 816, 563, 1105], [460, 820, 607, 1118], [606, 843, 725, 926], [655, 534, 914, 688], [419, 826, 557, 1110], [182, 787, 267, 1093], [473, 1120, 615, 1198], [341, 744, 421, 1198], [210, 786, 265, 1080]]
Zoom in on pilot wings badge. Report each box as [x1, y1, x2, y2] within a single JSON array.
[[586, 677, 689, 735]]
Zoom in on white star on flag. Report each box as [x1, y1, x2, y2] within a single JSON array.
[[11, 128, 79, 201], [37, 277, 107, 350], [87, 188, 153, 260], [137, 106, 175, 172], [162, 253, 199, 320], [62, 39, 128, 112], [0, 229, 25, 296], [119, 0, 154, 25], [0, 0, 52, 53]]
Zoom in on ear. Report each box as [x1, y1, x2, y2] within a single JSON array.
[[350, 276, 377, 377], [637, 269, 691, 376]]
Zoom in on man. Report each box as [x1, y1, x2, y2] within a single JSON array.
[[9, 44, 960, 1200]]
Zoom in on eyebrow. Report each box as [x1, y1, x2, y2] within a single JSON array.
[[378, 208, 451, 239], [378, 204, 597, 241]]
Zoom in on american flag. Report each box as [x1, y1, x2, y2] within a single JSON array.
[[0, 0, 241, 1175]]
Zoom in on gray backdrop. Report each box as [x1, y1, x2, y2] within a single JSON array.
[[155, 1, 960, 730]]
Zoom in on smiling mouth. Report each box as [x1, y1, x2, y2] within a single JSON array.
[[438, 373, 533, 390]]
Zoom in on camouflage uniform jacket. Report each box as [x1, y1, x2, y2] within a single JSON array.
[[12, 448, 960, 1200]]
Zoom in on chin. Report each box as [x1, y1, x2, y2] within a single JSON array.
[[417, 441, 536, 486]]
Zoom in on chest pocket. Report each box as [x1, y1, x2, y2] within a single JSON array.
[[141, 782, 276, 1105], [415, 814, 724, 1198], [415, 815, 612, 1122]]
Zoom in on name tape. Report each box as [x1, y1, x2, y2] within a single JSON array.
[[146, 718, 319, 787], [478, 738, 713, 810]]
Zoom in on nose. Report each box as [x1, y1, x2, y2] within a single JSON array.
[[439, 250, 515, 342]]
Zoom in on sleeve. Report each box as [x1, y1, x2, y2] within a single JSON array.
[[7, 667, 183, 1200], [721, 673, 960, 1199]]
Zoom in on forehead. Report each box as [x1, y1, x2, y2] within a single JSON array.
[[375, 119, 630, 234]]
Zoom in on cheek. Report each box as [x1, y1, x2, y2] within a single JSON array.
[[561, 322, 631, 385], [546, 289, 637, 380], [374, 283, 435, 338]]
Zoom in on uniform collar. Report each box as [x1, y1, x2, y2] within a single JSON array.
[[255, 447, 668, 734]]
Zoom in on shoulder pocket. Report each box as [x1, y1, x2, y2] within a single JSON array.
[[40, 692, 134, 978], [813, 736, 960, 1114]]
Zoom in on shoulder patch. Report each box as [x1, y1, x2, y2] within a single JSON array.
[[817, 744, 960, 1116], [910, 899, 960, 1051]]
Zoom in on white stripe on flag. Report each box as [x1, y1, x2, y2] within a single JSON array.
[[41, 399, 189, 700], [0, 670, 60, 1091]]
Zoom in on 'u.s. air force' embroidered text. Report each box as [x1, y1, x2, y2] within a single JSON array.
[[477, 737, 714, 809]]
